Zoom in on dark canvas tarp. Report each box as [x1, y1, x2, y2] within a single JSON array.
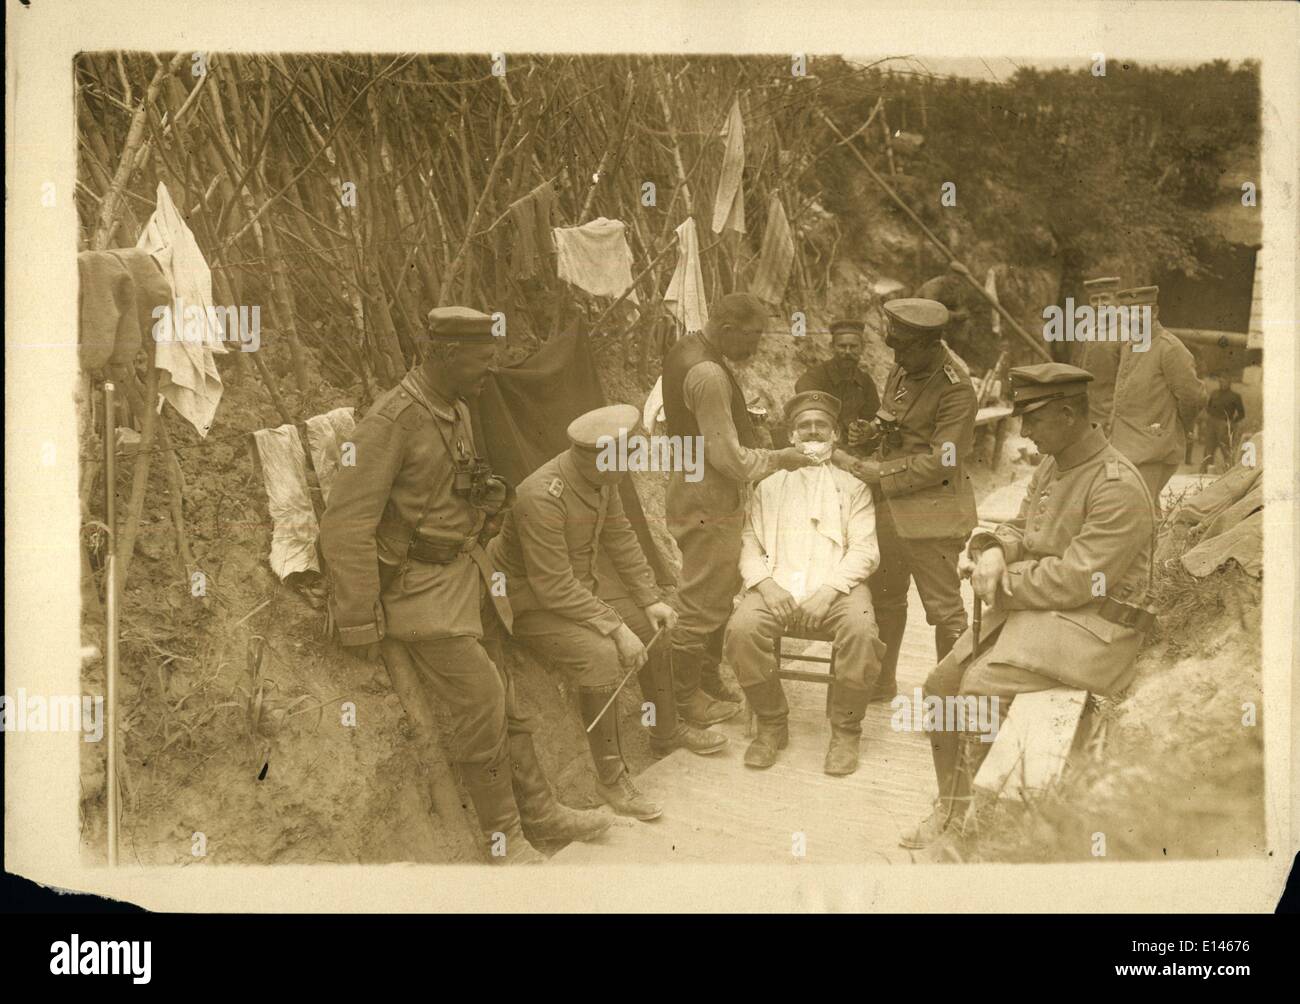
[[471, 332, 675, 588]]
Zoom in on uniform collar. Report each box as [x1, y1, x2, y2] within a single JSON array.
[[402, 367, 458, 421], [1054, 424, 1109, 471], [557, 451, 605, 508]]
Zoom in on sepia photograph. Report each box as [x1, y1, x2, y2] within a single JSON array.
[[4, 0, 1296, 930]]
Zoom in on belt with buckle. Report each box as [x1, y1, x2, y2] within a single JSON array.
[[408, 532, 476, 565], [1097, 597, 1156, 632]]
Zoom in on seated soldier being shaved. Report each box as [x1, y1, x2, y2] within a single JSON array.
[[724, 391, 886, 776]]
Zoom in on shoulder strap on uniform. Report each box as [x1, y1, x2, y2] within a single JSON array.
[[943, 363, 960, 385], [1105, 458, 1121, 481], [547, 477, 564, 499], [374, 387, 420, 423]]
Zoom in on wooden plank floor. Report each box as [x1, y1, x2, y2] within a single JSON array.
[[551, 582, 958, 865]]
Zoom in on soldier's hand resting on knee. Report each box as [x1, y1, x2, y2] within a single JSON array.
[[756, 578, 799, 627], [793, 585, 837, 632], [643, 601, 678, 634], [971, 547, 1013, 607], [612, 622, 649, 670]]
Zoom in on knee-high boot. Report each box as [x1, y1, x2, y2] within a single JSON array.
[[637, 650, 727, 758], [458, 755, 546, 864], [578, 685, 663, 821], [508, 733, 613, 844]]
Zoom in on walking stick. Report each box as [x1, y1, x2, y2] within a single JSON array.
[[584, 625, 668, 734], [972, 595, 983, 658], [103, 382, 120, 867]]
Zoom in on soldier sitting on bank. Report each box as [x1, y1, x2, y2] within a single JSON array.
[[901, 364, 1155, 850], [725, 391, 887, 776], [488, 405, 729, 823]]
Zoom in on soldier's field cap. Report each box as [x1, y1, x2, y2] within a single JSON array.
[[1116, 285, 1159, 307], [567, 404, 641, 450], [427, 305, 495, 343], [1083, 276, 1122, 295], [785, 390, 842, 423], [1009, 363, 1094, 416], [882, 298, 949, 338], [829, 318, 865, 337]]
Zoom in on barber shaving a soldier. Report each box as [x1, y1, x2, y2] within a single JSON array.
[[725, 391, 885, 776], [321, 306, 611, 865]]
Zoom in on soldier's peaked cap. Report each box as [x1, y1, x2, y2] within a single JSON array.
[[1115, 285, 1159, 307], [1083, 276, 1122, 292], [785, 390, 842, 423], [882, 298, 948, 338], [427, 305, 495, 343], [829, 318, 866, 336], [567, 404, 642, 450], [1009, 363, 1094, 416]]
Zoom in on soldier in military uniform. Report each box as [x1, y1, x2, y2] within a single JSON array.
[[1074, 276, 1122, 414], [795, 318, 881, 457], [831, 298, 978, 704], [1105, 286, 1206, 506], [901, 364, 1155, 849], [320, 307, 611, 864], [489, 405, 730, 821], [661, 293, 816, 724]]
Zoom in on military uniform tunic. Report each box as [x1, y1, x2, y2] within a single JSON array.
[[319, 366, 525, 768], [1106, 323, 1205, 504], [849, 346, 978, 691], [930, 424, 1155, 699]]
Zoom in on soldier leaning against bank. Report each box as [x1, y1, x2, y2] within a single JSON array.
[[319, 306, 611, 865]]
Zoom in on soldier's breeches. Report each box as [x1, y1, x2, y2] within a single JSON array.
[[511, 611, 622, 688], [724, 584, 883, 692], [665, 479, 745, 660], [869, 510, 968, 674], [405, 636, 513, 768]]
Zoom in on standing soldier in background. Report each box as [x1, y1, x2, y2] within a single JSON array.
[[795, 318, 881, 458], [1105, 286, 1206, 506], [1200, 371, 1246, 472], [832, 299, 978, 704], [661, 293, 815, 724], [489, 405, 729, 822], [320, 307, 611, 865], [1074, 276, 1123, 415]]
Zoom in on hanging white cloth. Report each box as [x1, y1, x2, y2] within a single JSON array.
[[136, 182, 225, 437], [985, 266, 1001, 336], [711, 97, 746, 235], [663, 217, 708, 335], [749, 191, 794, 305], [552, 217, 640, 303], [254, 407, 356, 579]]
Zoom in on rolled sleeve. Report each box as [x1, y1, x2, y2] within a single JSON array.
[[684, 363, 780, 483]]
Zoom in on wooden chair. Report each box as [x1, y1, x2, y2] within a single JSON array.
[[746, 624, 838, 734]]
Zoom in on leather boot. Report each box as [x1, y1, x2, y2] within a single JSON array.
[[579, 685, 663, 821], [639, 654, 727, 758], [824, 685, 868, 777], [741, 677, 789, 769], [898, 726, 965, 849], [869, 667, 899, 704], [673, 647, 742, 726], [459, 759, 546, 864], [509, 733, 612, 845], [698, 628, 745, 703]]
